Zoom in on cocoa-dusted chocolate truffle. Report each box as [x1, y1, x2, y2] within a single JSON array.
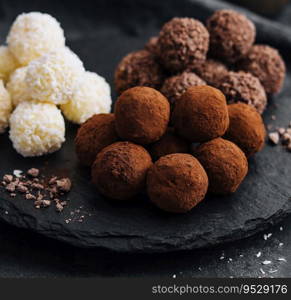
[[224, 103, 266, 157], [206, 10, 255, 63], [238, 45, 286, 94], [156, 17, 209, 72], [91, 141, 152, 200], [147, 153, 208, 213], [161, 71, 206, 107], [172, 85, 229, 142], [114, 86, 170, 144], [194, 138, 248, 195], [219, 71, 267, 114], [194, 59, 228, 88], [149, 128, 190, 161], [145, 36, 158, 55], [75, 113, 119, 167], [114, 50, 164, 94]]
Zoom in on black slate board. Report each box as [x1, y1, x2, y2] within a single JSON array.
[[0, 0, 291, 253]]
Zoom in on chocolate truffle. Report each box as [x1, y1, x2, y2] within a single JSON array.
[[156, 17, 209, 72], [219, 71, 267, 114], [161, 71, 206, 107], [114, 87, 170, 144], [147, 153, 208, 213], [194, 59, 228, 88], [238, 45, 286, 94], [206, 10, 255, 63], [75, 113, 119, 167], [194, 138, 248, 195], [114, 50, 164, 94], [149, 128, 190, 161], [172, 85, 229, 142], [92, 141, 152, 200], [224, 103, 266, 157], [145, 36, 159, 55]]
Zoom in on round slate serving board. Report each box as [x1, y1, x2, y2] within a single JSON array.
[[0, 0, 291, 253]]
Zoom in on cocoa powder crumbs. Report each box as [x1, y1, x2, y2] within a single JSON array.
[[0, 168, 71, 212]]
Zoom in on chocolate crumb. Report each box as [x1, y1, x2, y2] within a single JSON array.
[[268, 132, 279, 145], [27, 168, 40, 177], [56, 178, 71, 193], [16, 184, 28, 193], [6, 183, 16, 192], [3, 175, 13, 183]]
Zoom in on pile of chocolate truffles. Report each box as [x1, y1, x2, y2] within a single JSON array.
[[75, 84, 265, 213], [115, 9, 286, 114], [74, 9, 284, 214]]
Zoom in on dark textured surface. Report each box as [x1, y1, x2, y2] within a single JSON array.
[[0, 0, 291, 254], [0, 0, 290, 278]]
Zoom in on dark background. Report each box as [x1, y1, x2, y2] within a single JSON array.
[[0, 0, 291, 278]]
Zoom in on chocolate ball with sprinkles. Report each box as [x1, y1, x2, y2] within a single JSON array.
[[218, 71, 267, 114], [206, 9, 255, 63], [114, 50, 164, 94], [156, 17, 209, 72]]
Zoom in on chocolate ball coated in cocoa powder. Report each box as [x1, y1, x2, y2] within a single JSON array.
[[194, 59, 228, 88], [206, 10, 255, 63], [91, 142, 152, 200], [114, 50, 164, 94], [75, 114, 119, 167], [219, 71, 267, 114], [114, 87, 170, 144], [161, 71, 206, 107], [224, 103, 266, 158], [156, 17, 209, 72], [194, 138, 248, 195], [149, 128, 190, 161], [172, 85, 229, 142], [147, 153, 208, 213], [238, 45, 286, 94]]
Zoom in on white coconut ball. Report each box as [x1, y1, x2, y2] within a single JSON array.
[[0, 80, 12, 133], [61, 71, 112, 124], [9, 101, 65, 157], [7, 12, 65, 65], [6, 66, 30, 107], [0, 46, 19, 81], [25, 47, 85, 105]]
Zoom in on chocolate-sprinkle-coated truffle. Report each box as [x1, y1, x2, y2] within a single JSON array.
[[114, 50, 164, 94], [194, 59, 228, 88], [156, 17, 209, 72], [238, 45, 286, 94], [147, 153, 208, 213], [75, 113, 119, 167], [224, 103, 266, 157], [194, 138, 248, 195], [149, 128, 190, 161], [92, 141, 152, 200], [219, 71, 267, 114], [114, 87, 170, 144], [172, 85, 229, 142], [145, 36, 159, 55], [161, 71, 206, 107], [207, 10, 255, 63]]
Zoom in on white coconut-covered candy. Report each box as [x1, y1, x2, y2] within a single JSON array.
[[6, 66, 30, 107], [0, 46, 19, 81], [25, 48, 85, 105], [61, 71, 112, 124], [0, 80, 12, 133], [7, 12, 65, 65], [9, 101, 65, 157]]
